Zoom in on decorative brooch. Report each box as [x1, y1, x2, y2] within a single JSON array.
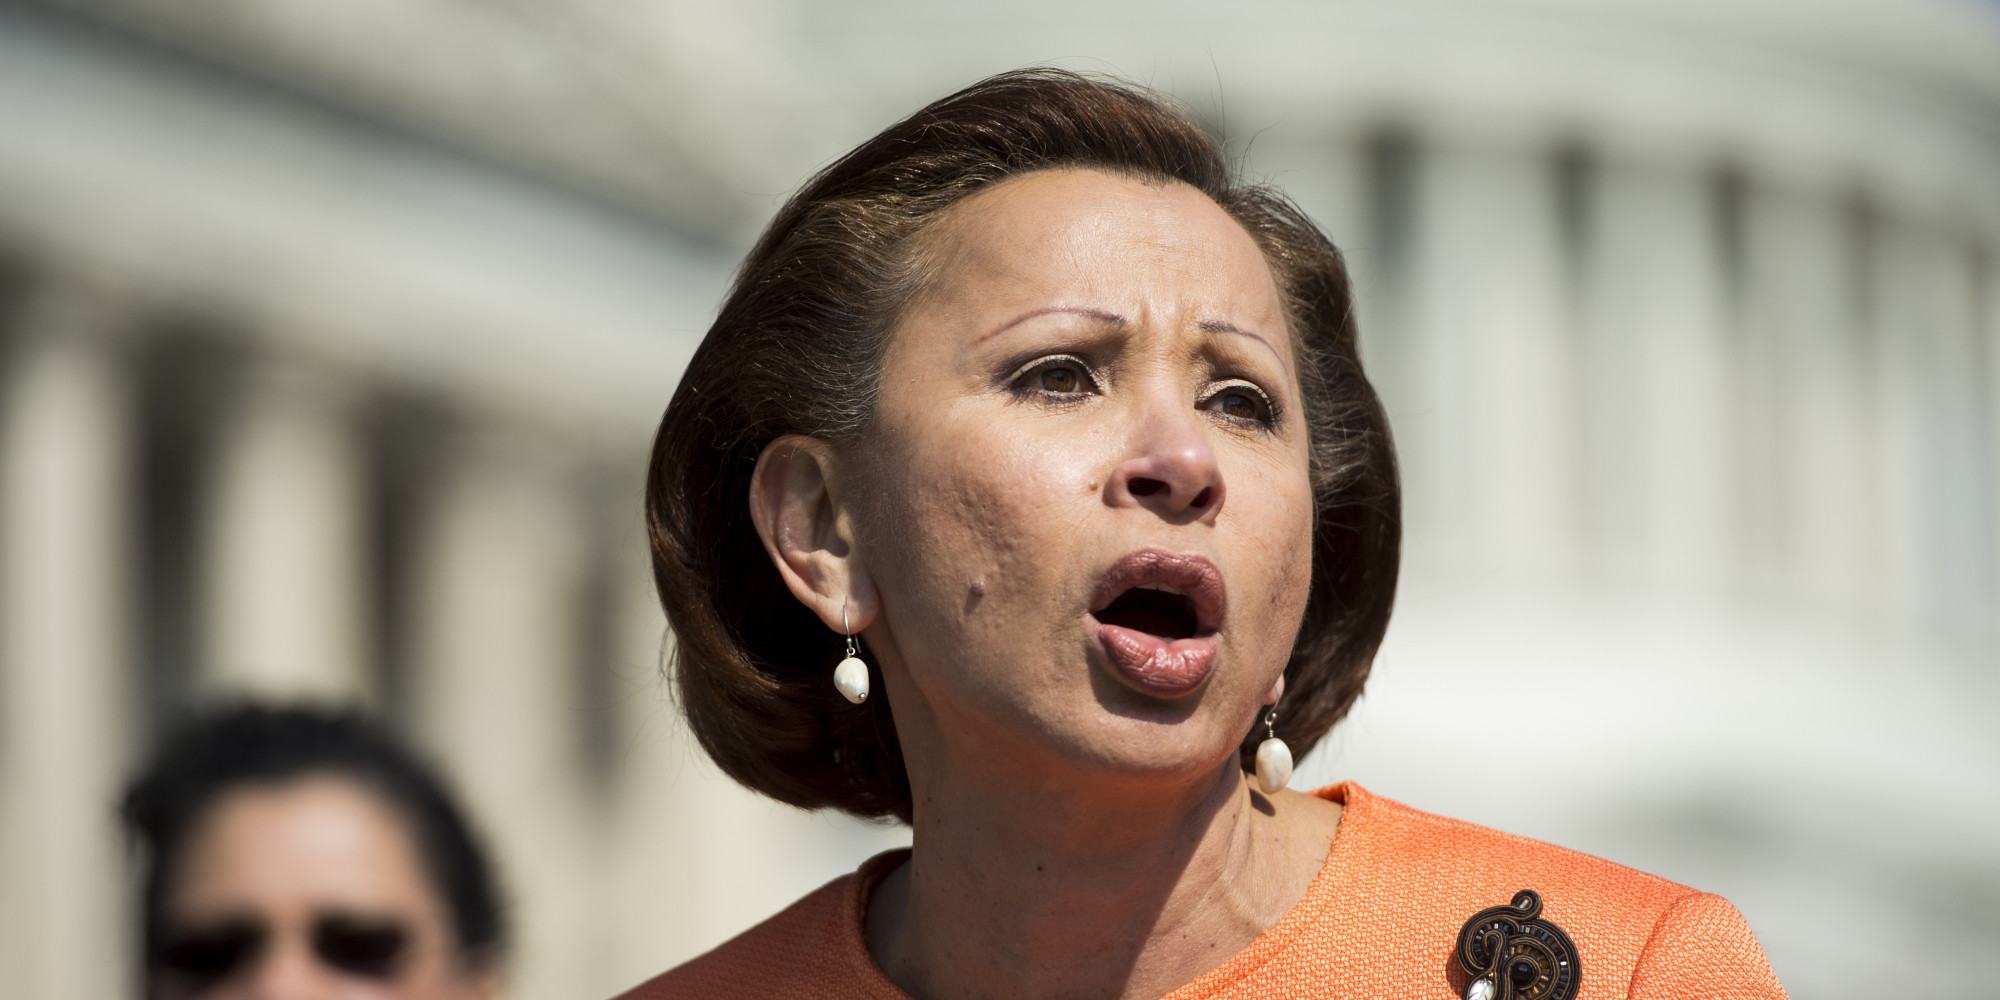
[[1455, 889, 1581, 1000]]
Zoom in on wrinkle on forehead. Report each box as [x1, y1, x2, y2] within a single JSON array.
[[910, 168, 1295, 371]]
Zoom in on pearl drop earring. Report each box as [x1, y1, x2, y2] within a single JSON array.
[[832, 600, 869, 704], [1254, 706, 1293, 794]]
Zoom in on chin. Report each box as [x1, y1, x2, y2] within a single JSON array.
[[1065, 726, 1248, 789], [1051, 663, 1256, 783]]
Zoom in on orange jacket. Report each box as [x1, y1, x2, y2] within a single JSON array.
[[619, 783, 1787, 999]]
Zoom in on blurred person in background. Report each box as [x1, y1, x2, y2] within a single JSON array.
[[121, 705, 505, 1000], [628, 69, 1786, 1000]]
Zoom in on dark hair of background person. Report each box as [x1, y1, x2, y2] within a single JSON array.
[[121, 705, 506, 975], [645, 67, 1400, 823]]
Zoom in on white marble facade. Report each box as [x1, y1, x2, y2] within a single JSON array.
[[0, 2, 1996, 997]]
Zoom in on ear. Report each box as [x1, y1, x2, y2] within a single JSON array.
[[748, 434, 879, 635], [1265, 671, 1286, 706]]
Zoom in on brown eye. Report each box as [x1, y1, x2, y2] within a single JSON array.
[[1203, 383, 1275, 425], [1039, 366, 1081, 393], [1011, 356, 1097, 398]]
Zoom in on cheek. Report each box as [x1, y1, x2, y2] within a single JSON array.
[[858, 412, 1107, 639], [1229, 462, 1317, 651], [396, 930, 474, 997]]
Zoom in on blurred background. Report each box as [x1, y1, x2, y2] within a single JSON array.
[[1, 0, 1996, 996]]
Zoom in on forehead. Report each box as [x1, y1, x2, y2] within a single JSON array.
[[913, 168, 1289, 341], [168, 776, 437, 915]]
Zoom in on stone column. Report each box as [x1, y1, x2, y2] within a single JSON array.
[[1406, 139, 1575, 580], [408, 441, 592, 999], [1744, 186, 1872, 611], [197, 357, 369, 703], [1986, 248, 2000, 652], [1583, 160, 1731, 593], [602, 549, 735, 985], [1870, 223, 1989, 634], [0, 286, 135, 1000]]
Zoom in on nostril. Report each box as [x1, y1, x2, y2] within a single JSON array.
[[1128, 477, 1168, 498], [1189, 486, 1213, 509]]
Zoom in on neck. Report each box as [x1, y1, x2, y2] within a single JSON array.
[[867, 745, 1335, 1000]]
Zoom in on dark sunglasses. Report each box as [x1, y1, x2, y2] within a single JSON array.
[[158, 913, 409, 987]]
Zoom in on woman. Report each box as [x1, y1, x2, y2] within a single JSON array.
[[122, 706, 504, 1000], [627, 70, 1785, 1000]]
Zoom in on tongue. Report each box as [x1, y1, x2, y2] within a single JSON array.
[[1096, 622, 1216, 698]]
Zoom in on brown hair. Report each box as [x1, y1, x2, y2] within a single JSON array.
[[645, 68, 1399, 822]]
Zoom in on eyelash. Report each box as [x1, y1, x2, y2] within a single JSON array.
[[1201, 381, 1280, 428], [1006, 356, 1282, 429], [1008, 355, 1100, 400]]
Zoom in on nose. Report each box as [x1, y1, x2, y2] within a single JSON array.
[[1105, 390, 1226, 522], [243, 939, 330, 1000]]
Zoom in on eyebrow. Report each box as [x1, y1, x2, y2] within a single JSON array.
[[976, 305, 1127, 343], [976, 307, 1291, 374], [1198, 319, 1289, 374]]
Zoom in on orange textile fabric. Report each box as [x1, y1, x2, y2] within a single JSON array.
[[617, 783, 1787, 1000]]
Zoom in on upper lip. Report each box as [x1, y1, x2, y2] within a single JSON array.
[[1087, 549, 1225, 634]]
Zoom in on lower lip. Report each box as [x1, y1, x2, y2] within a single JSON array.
[[1089, 617, 1218, 698]]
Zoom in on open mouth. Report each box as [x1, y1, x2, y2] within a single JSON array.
[[1085, 550, 1225, 699], [1096, 584, 1200, 641]]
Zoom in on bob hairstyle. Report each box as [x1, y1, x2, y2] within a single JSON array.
[[646, 68, 1399, 823]]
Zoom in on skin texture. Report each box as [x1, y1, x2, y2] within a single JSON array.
[[156, 777, 497, 1000], [749, 168, 1343, 1000]]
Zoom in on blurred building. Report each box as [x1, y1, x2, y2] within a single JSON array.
[[0, 1, 1995, 998]]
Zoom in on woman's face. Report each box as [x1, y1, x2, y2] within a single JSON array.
[[847, 168, 1315, 785], [154, 776, 494, 1000]]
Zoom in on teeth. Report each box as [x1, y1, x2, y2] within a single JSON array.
[[1138, 583, 1187, 597]]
